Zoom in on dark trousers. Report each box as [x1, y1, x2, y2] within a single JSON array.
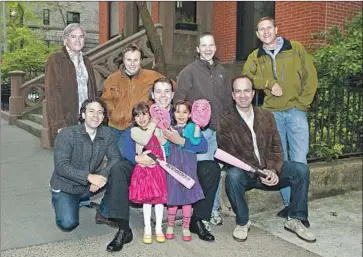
[[105, 160, 134, 220], [100, 160, 221, 222], [192, 160, 221, 221], [225, 161, 310, 226]]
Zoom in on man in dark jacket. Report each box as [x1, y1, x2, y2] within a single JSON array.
[[174, 32, 232, 227], [50, 98, 133, 252], [217, 76, 316, 243]]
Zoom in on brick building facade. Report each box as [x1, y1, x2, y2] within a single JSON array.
[[98, 1, 361, 63]]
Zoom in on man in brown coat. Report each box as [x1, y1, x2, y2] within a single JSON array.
[[97, 44, 167, 226], [101, 44, 165, 156], [216, 75, 316, 243], [44, 23, 97, 144]]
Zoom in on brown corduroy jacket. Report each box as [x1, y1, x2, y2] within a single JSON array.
[[44, 46, 97, 140], [101, 66, 165, 131], [217, 106, 283, 173]]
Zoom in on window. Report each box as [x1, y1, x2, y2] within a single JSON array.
[[175, 1, 197, 30], [67, 11, 80, 25], [43, 9, 50, 25]]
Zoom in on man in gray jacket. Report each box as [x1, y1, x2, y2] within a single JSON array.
[[50, 98, 132, 252], [174, 32, 232, 228]]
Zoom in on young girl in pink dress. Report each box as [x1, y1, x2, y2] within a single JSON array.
[[129, 102, 168, 244]]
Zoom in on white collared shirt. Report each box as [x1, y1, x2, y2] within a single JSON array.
[[236, 106, 261, 165]]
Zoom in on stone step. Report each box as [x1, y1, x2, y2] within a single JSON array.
[[27, 114, 43, 125], [219, 157, 363, 217], [15, 119, 42, 138]]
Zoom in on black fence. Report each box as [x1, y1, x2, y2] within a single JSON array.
[[1, 84, 10, 111], [253, 76, 363, 162]]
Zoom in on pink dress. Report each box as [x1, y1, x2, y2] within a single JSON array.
[[129, 134, 168, 204]]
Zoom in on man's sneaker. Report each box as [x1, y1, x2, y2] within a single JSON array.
[[284, 219, 316, 243], [210, 210, 223, 226], [202, 220, 212, 232], [232, 220, 251, 242]]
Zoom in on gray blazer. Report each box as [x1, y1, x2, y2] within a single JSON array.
[[50, 124, 122, 194]]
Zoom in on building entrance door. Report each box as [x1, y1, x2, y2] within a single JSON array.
[[236, 1, 275, 61]]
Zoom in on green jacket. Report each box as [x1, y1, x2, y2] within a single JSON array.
[[242, 38, 318, 112]]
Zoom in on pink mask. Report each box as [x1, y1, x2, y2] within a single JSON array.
[[150, 104, 171, 130], [191, 99, 211, 127]]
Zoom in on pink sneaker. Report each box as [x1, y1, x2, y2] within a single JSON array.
[[182, 229, 192, 242], [165, 227, 174, 240]]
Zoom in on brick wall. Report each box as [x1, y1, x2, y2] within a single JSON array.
[[99, 2, 109, 44], [212, 2, 237, 62], [275, 1, 362, 49], [151, 2, 159, 23], [98, 1, 361, 61]]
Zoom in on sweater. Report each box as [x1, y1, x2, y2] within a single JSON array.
[[50, 124, 122, 194], [131, 120, 167, 158], [174, 57, 232, 130]]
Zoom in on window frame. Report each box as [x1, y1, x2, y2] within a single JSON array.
[[66, 11, 80, 25], [43, 9, 50, 25]]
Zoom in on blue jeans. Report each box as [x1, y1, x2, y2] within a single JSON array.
[[197, 128, 217, 161], [196, 128, 221, 213], [51, 189, 94, 231], [110, 126, 132, 157], [272, 108, 309, 206], [225, 161, 310, 226]]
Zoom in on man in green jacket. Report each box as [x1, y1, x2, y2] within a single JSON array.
[[242, 17, 318, 222]]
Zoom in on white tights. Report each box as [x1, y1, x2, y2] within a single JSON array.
[[143, 204, 164, 234]]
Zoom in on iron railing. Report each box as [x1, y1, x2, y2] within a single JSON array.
[[253, 75, 363, 162]]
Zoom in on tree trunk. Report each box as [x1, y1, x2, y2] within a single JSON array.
[[136, 1, 167, 76], [56, 2, 67, 27]]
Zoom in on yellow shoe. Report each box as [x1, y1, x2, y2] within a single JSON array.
[[156, 233, 166, 243], [143, 233, 152, 244]]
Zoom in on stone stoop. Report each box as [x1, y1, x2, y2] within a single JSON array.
[[15, 114, 43, 138], [218, 157, 363, 217]]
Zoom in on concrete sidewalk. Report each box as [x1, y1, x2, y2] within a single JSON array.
[[0, 119, 144, 251], [1, 191, 361, 257], [1, 119, 362, 257]]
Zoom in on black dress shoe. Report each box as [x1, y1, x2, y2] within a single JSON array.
[[106, 229, 133, 252], [95, 212, 119, 228], [276, 206, 289, 218], [190, 220, 215, 242]]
